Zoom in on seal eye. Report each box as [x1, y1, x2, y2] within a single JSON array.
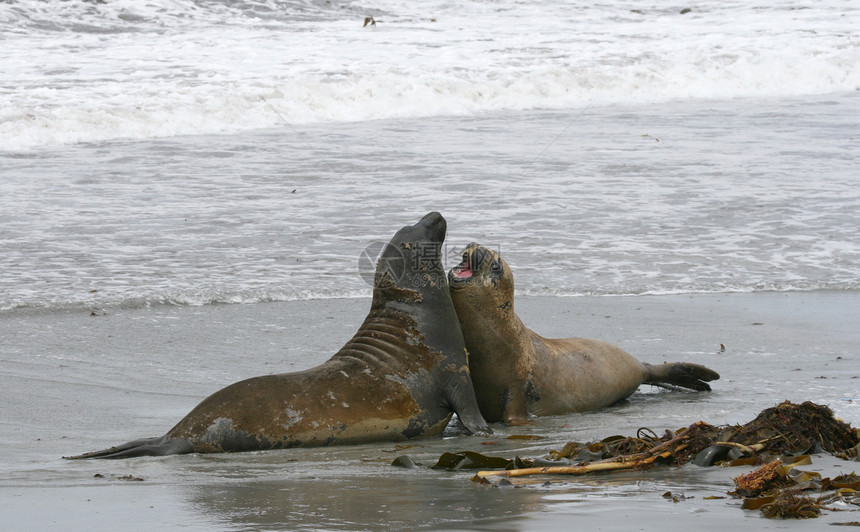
[[490, 259, 503, 276]]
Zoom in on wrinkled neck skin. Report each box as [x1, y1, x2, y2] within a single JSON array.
[[362, 243, 487, 434], [370, 244, 464, 358]]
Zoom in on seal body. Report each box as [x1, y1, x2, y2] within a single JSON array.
[[67, 212, 489, 459], [448, 243, 719, 425]]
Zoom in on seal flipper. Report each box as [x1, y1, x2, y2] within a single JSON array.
[[63, 435, 192, 460], [445, 375, 492, 435], [643, 362, 720, 392]]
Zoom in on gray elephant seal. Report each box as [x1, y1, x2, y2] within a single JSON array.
[[66, 212, 489, 459], [448, 243, 719, 425]]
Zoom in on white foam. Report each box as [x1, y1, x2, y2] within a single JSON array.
[[2, 0, 858, 149]]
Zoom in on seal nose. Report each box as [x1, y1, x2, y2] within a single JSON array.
[[417, 212, 446, 242], [420, 211, 443, 225], [471, 246, 488, 270]]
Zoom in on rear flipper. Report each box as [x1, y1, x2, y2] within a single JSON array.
[[63, 435, 193, 460], [643, 362, 720, 392]]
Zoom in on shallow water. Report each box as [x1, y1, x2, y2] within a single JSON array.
[[3, 93, 859, 311]]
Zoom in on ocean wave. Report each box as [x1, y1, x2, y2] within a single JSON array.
[[2, 0, 857, 150], [0, 0, 355, 32], [0, 287, 372, 314]]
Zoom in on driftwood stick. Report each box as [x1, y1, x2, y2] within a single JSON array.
[[474, 451, 672, 480], [714, 441, 767, 454]]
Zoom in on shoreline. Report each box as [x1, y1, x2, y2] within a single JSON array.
[[3, 285, 858, 315]]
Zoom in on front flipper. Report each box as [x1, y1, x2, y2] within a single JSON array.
[[446, 372, 492, 435]]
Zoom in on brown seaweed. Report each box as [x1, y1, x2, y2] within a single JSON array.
[[472, 401, 859, 480], [759, 490, 822, 519], [435, 401, 860, 520]]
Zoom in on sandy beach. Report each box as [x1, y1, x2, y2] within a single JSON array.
[[2, 290, 858, 530]]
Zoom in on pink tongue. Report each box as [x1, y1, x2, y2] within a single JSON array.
[[454, 267, 472, 278]]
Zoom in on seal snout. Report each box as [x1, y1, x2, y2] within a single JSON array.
[[417, 211, 446, 242]]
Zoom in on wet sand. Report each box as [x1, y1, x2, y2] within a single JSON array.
[[2, 291, 859, 530]]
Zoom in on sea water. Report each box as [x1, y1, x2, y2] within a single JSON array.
[[1, 0, 858, 311]]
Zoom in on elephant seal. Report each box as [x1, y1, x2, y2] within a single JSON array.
[[66, 212, 489, 459], [448, 243, 719, 425]]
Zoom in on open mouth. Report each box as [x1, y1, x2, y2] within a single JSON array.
[[452, 252, 473, 279]]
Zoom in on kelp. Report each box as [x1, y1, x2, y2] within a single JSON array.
[[472, 423, 705, 480], [546, 426, 706, 465], [719, 401, 858, 455], [731, 455, 814, 497], [729, 458, 860, 518], [468, 401, 859, 482], [430, 451, 523, 471], [759, 490, 822, 519], [733, 459, 785, 496], [419, 401, 860, 520], [836, 442, 860, 461]]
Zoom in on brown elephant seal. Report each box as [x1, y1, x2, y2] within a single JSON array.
[[448, 243, 719, 425], [65, 212, 489, 459]]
